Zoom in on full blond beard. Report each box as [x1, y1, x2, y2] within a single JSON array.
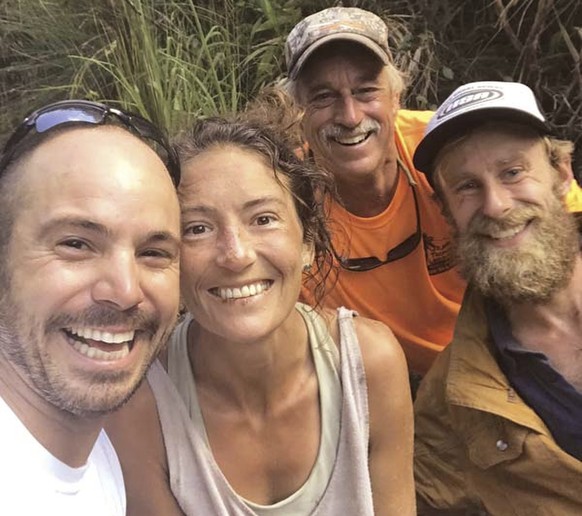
[[454, 188, 579, 305]]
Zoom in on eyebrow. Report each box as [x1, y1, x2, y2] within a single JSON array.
[[40, 217, 111, 237], [181, 195, 288, 215], [39, 216, 180, 246]]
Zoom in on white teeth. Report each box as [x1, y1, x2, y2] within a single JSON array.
[[71, 341, 130, 361], [488, 226, 524, 240], [68, 327, 134, 344], [335, 133, 368, 145], [216, 281, 270, 300]]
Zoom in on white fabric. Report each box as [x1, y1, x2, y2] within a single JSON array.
[[0, 395, 125, 516]]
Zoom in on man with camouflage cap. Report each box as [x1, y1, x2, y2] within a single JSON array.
[[287, 6, 467, 381], [287, 7, 582, 385]]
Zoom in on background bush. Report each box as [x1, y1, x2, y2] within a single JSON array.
[[1, 0, 580, 179]]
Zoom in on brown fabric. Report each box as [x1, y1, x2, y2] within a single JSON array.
[[414, 286, 582, 515]]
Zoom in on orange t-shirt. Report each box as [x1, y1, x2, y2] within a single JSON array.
[[302, 110, 582, 375]]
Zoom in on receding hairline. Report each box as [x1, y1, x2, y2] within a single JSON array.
[[5, 123, 166, 181]]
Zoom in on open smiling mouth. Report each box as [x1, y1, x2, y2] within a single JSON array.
[[63, 327, 134, 361], [480, 220, 531, 241], [209, 280, 273, 300], [332, 131, 374, 146]]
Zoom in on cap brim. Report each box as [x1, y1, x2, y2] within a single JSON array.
[[289, 34, 390, 80], [413, 108, 550, 177]]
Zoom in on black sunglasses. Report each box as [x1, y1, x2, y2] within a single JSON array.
[[336, 159, 422, 272], [0, 100, 180, 186]]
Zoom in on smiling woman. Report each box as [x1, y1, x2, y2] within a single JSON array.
[[106, 114, 415, 516]]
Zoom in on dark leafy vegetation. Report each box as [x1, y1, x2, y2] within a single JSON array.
[[1, 0, 580, 179]]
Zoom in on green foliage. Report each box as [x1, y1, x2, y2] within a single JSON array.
[[69, 0, 297, 132], [0, 0, 300, 135], [0, 0, 105, 137], [1, 0, 580, 178]]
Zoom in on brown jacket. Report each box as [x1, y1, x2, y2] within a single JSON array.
[[414, 286, 582, 516]]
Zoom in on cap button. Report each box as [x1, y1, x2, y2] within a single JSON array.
[[496, 439, 509, 452]]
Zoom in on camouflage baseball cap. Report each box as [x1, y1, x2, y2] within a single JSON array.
[[285, 7, 392, 80]]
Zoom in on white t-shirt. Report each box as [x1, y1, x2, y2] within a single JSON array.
[[0, 395, 125, 516]]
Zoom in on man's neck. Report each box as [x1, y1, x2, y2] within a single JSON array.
[[0, 359, 104, 467], [333, 157, 400, 218], [505, 256, 582, 389]]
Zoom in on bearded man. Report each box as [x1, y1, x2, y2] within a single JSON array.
[[412, 81, 582, 515]]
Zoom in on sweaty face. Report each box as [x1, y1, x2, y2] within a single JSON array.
[[297, 43, 399, 182], [0, 127, 180, 417], [437, 126, 578, 303], [178, 145, 312, 344]]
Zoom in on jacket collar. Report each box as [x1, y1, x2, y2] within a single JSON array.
[[445, 286, 551, 435]]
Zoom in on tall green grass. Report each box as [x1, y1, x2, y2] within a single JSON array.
[[1, 0, 298, 136], [1, 0, 580, 179]]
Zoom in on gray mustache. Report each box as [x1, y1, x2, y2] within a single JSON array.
[[321, 120, 380, 140]]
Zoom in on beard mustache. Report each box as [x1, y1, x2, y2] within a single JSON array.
[[455, 190, 579, 305], [319, 119, 381, 142]]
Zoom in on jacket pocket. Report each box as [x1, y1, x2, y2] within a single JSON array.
[[458, 409, 528, 469]]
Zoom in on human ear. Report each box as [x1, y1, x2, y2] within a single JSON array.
[[554, 157, 574, 196], [301, 242, 315, 272]]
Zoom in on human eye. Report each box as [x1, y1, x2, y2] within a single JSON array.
[[454, 180, 480, 194], [309, 90, 336, 108], [254, 214, 278, 227], [139, 246, 178, 268], [182, 222, 211, 239], [59, 238, 90, 250], [502, 167, 524, 182], [55, 237, 94, 258], [354, 86, 380, 101]]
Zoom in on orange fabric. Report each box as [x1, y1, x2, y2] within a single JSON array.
[[303, 110, 466, 375], [302, 110, 582, 375]]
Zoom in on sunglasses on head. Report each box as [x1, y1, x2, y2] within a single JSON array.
[[336, 159, 422, 272], [0, 100, 180, 186]]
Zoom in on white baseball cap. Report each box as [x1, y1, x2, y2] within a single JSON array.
[[413, 81, 550, 177]]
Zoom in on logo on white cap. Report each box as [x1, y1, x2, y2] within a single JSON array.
[[439, 88, 503, 119]]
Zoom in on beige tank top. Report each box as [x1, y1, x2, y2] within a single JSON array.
[[148, 303, 374, 515]]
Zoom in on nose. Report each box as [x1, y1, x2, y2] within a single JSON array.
[[215, 228, 256, 272], [481, 181, 513, 219], [92, 252, 145, 311], [334, 94, 363, 128]]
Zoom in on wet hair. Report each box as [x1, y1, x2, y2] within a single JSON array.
[[174, 108, 337, 307]]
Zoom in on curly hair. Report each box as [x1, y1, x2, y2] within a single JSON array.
[[173, 110, 337, 307]]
